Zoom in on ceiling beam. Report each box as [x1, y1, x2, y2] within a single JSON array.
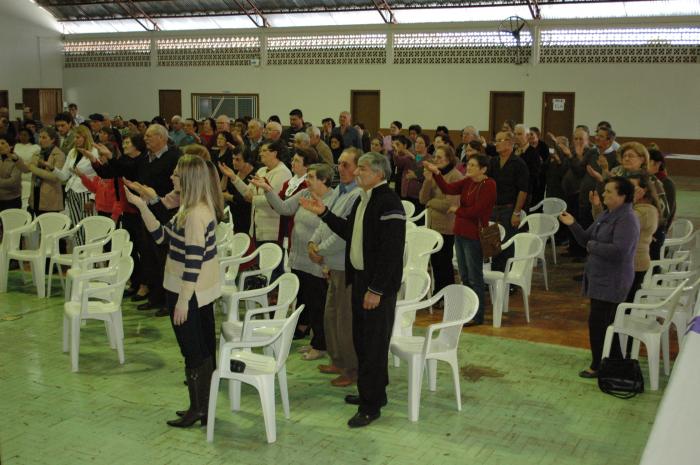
[[526, 0, 542, 19], [372, 0, 397, 24], [116, 0, 160, 31], [230, 0, 269, 28]]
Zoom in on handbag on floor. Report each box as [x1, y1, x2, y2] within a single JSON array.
[[597, 357, 644, 399]]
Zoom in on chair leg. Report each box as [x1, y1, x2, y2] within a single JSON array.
[[31, 259, 46, 298], [522, 288, 530, 323], [448, 357, 462, 411], [601, 326, 615, 359], [393, 355, 400, 368], [105, 320, 116, 349], [258, 377, 277, 443], [277, 365, 290, 419], [661, 330, 670, 376], [427, 359, 437, 392], [229, 379, 241, 411], [62, 314, 70, 353], [206, 370, 220, 443], [70, 317, 81, 372], [46, 259, 55, 297], [631, 339, 641, 360], [541, 257, 549, 291], [501, 282, 510, 315], [0, 254, 9, 292], [646, 338, 660, 391], [112, 313, 125, 364], [407, 356, 423, 422]]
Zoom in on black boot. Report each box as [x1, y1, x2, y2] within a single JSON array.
[[167, 358, 213, 428]]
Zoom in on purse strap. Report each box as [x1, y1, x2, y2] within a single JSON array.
[[473, 179, 485, 230]]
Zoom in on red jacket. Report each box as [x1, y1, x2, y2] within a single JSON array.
[[433, 175, 496, 240], [80, 174, 135, 222]]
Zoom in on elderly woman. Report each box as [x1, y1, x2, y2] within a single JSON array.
[[560, 176, 640, 378], [252, 163, 335, 361], [419, 145, 463, 297], [647, 148, 676, 260], [424, 153, 496, 326], [19, 128, 66, 215], [0, 136, 22, 210]]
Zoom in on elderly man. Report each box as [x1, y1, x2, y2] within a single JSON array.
[[305, 126, 334, 165], [488, 131, 529, 273], [179, 118, 200, 146], [243, 118, 265, 162], [168, 115, 186, 146], [333, 111, 362, 151], [308, 148, 362, 387], [514, 123, 542, 208], [88, 113, 104, 139], [54, 112, 76, 155], [300, 151, 405, 428], [216, 115, 231, 133], [265, 121, 290, 165]]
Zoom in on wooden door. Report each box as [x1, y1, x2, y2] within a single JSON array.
[[22, 89, 40, 121], [39, 89, 63, 124], [0, 91, 8, 109], [351, 90, 380, 137], [489, 91, 524, 139], [159, 89, 182, 121], [542, 92, 575, 139]]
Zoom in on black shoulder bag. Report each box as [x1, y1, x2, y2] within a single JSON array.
[[597, 357, 644, 399]]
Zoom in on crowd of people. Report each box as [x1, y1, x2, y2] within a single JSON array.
[[0, 103, 679, 428]]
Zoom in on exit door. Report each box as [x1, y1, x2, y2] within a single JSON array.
[[542, 92, 575, 139], [159, 89, 182, 121], [489, 91, 524, 140]]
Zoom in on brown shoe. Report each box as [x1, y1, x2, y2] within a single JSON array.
[[331, 375, 355, 387], [318, 364, 342, 374]]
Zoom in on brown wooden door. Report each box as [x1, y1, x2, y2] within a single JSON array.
[[351, 90, 380, 137], [542, 92, 575, 139], [22, 89, 40, 122], [22, 88, 62, 125], [159, 90, 182, 121], [489, 91, 524, 139], [0, 91, 8, 109]]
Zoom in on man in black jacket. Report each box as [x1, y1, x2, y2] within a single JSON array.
[[300, 152, 406, 428]]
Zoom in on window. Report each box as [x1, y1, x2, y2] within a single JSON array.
[[191, 94, 259, 120], [63, 39, 151, 68]]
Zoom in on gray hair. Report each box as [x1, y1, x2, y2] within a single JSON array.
[[147, 123, 168, 139], [266, 121, 282, 133], [308, 163, 334, 187], [306, 126, 321, 137], [463, 126, 478, 136], [248, 118, 263, 129], [514, 123, 527, 132], [294, 132, 310, 145], [359, 151, 391, 181]]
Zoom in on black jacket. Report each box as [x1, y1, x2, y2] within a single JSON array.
[[94, 147, 180, 198], [320, 183, 405, 296]]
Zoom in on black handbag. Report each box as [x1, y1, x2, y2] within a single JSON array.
[[597, 357, 644, 399]]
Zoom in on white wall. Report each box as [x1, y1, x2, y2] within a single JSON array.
[[63, 60, 700, 139], [0, 0, 63, 118]]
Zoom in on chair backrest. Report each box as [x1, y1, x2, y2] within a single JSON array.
[[668, 218, 693, 242], [272, 273, 300, 319], [405, 221, 417, 232], [488, 221, 507, 241], [215, 222, 232, 247], [431, 284, 478, 353], [80, 257, 133, 313], [508, 233, 543, 284], [541, 198, 567, 216], [521, 213, 559, 237], [398, 268, 431, 304], [37, 213, 72, 254], [257, 243, 283, 279], [109, 229, 132, 257], [401, 200, 416, 219], [405, 227, 443, 271], [0, 209, 32, 251], [273, 305, 305, 373], [231, 233, 251, 258], [656, 281, 688, 333], [80, 216, 115, 244]]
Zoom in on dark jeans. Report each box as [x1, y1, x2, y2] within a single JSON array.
[[430, 234, 455, 295], [454, 235, 485, 322], [0, 197, 21, 212], [165, 290, 216, 369], [491, 205, 517, 273], [121, 212, 143, 290], [351, 272, 397, 415], [589, 298, 623, 371], [292, 269, 328, 351], [625, 271, 646, 303]]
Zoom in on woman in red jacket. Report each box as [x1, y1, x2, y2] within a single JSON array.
[[423, 154, 496, 325]]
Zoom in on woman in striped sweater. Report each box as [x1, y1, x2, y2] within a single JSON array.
[[125, 155, 224, 428]]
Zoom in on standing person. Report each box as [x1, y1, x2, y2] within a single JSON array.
[[52, 125, 98, 243], [333, 111, 362, 151], [16, 128, 65, 215], [514, 124, 542, 208], [329, 134, 345, 164], [252, 163, 335, 362], [220, 151, 256, 235], [12, 128, 40, 209], [308, 148, 362, 387], [0, 136, 22, 210], [299, 152, 405, 428], [198, 117, 216, 149], [559, 177, 639, 378], [525, 127, 549, 208], [488, 131, 529, 274], [419, 145, 463, 298], [124, 155, 223, 428], [647, 148, 676, 260], [424, 154, 496, 325], [54, 112, 76, 156], [321, 118, 335, 146], [283, 109, 306, 150]]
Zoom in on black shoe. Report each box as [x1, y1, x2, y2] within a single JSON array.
[[137, 301, 158, 311], [293, 327, 310, 340], [167, 358, 213, 428], [463, 320, 483, 328], [155, 307, 169, 317], [132, 292, 149, 302], [124, 288, 138, 298], [344, 394, 387, 407], [578, 369, 598, 379], [347, 411, 380, 428]]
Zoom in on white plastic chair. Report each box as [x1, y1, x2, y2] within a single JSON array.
[[529, 197, 567, 217], [408, 208, 429, 225], [519, 213, 559, 289], [602, 280, 687, 391], [219, 242, 281, 314], [405, 227, 443, 273], [220, 273, 299, 344], [0, 213, 71, 297], [223, 204, 234, 226], [46, 216, 115, 296], [62, 256, 134, 372], [661, 218, 694, 259], [207, 305, 304, 444], [392, 269, 432, 368], [0, 209, 32, 262], [483, 233, 543, 327], [401, 200, 416, 219], [390, 284, 478, 422]]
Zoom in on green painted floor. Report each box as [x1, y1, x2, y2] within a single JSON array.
[[0, 272, 663, 465]]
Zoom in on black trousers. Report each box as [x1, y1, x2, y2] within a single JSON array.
[[625, 271, 646, 303], [293, 269, 328, 350], [491, 206, 517, 273], [351, 272, 397, 415], [121, 212, 143, 290], [589, 298, 623, 371], [430, 234, 455, 294], [142, 223, 167, 306], [569, 201, 593, 257], [649, 226, 666, 262], [165, 290, 216, 369]]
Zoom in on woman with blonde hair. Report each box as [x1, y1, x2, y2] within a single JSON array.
[[125, 155, 223, 429], [53, 124, 98, 243]]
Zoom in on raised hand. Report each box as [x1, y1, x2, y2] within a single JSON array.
[[93, 143, 112, 159], [123, 185, 146, 208], [218, 161, 236, 180], [559, 211, 575, 226], [422, 161, 439, 175], [597, 155, 609, 172], [586, 165, 604, 183], [589, 190, 602, 207], [250, 175, 272, 192], [77, 147, 97, 163], [299, 195, 326, 216]]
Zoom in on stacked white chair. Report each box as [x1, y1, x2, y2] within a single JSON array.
[[218, 233, 252, 314], [207, 305, 304, 444], [661, 218, 694, 259], [390, 284, 478, 422], [392, 269, 432, 367], [483, 233, 543, 327], [401, 200, 416, 219], [518, 213, 559, 290], [0, 209, 32, 262], [602, 280, 687, 391], [62, 256, 134, 372], [407, 208, 429, 225], [0, 212, 71, 297], [529, 198, 566, 262]]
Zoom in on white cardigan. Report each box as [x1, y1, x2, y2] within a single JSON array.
[[53, 147, 99, 196]]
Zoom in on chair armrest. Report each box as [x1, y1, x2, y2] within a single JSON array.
[[241, 318, 285, 341], [504, 254, 538, 275], [423, 319, 470, 355], [11, 220, 38, 236], [71, 267, 116, 286], [529, 200, 544, 212]]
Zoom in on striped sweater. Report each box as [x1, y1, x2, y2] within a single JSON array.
[[143, 203, 221, 309]]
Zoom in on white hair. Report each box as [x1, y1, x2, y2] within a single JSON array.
[[294, 132, 310, 144], [171, 115, 182, 122], [266, 121, 282, 133], [306, 126, 321, 137], [216, 115, 230, 123], [147, 123, 168, 139], [514, 123, 527, 132], [463, 126, 478, 136]]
